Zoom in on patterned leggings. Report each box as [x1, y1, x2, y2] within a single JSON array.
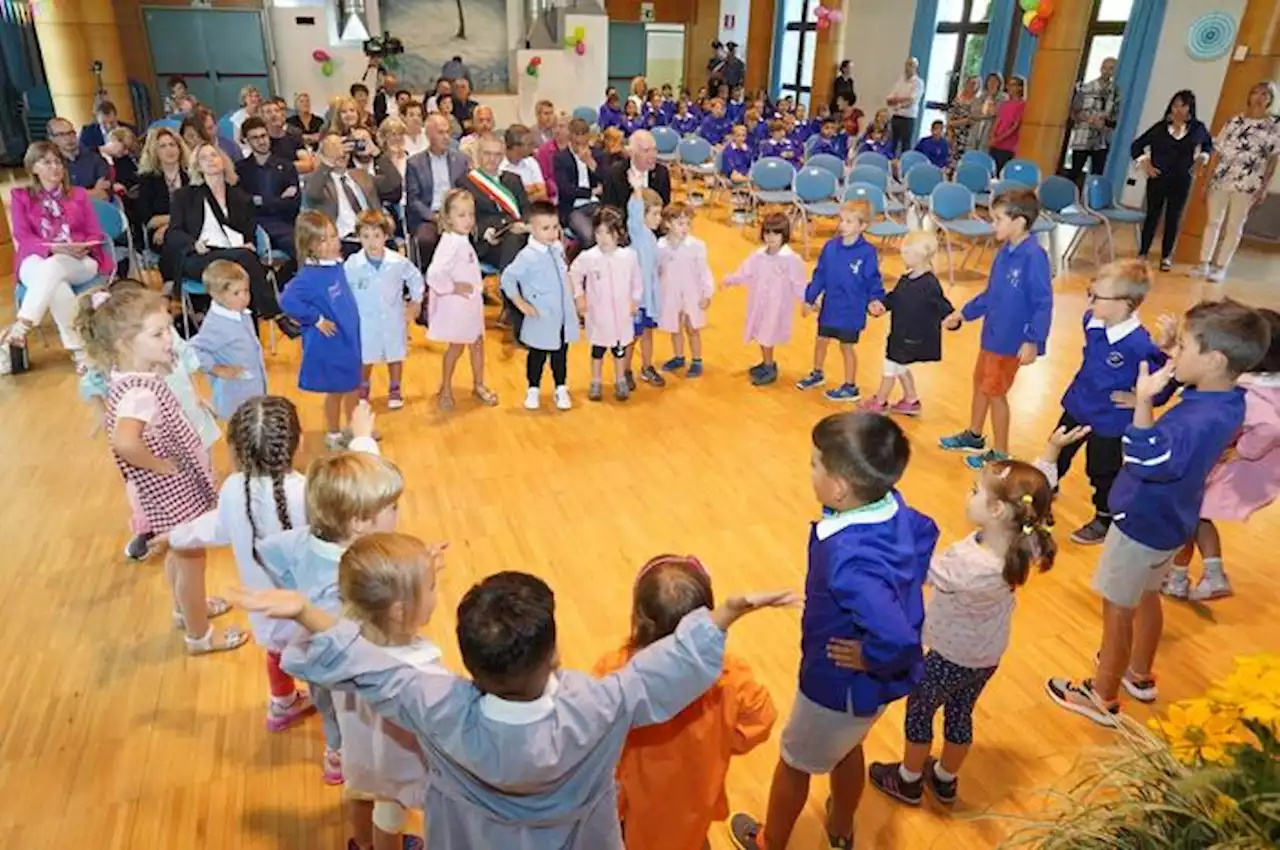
[[904, 650, 998, 746]]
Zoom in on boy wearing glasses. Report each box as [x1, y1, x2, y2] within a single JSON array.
[[1054, 260, 1176, 544]]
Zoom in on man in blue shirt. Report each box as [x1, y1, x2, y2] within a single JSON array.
[[236, 116, 302, 259], [48, 117, 110, 200], [78, 100, 135, 153]]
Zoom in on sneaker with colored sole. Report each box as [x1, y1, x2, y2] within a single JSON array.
[[322, 748, 344, 785], [751, 363, 779, 386], [1070, 517, 1110, 545], [824, 383, 861, 402], [639, 366, 666, 386], [924, 758, 958, 805], [889, 398, 922, 416], [857, 398, 888, 413], [1122, 674, 1158, 703], [1045, 677, 1121, 726], [687, 360, 704, 378], [1190, 569, 1233, 601], [661, 356, 686, 372], [588, 381, 603, 402], [868, 761, 923, 806], [387, 388, 404, 410], [1161, 569, 1191, 600], [266, 692, 316, 732], [125, 532, 155, 561], [939, 430, 986, 453], [795, 369, 826, 390], [964, 449, 1010, 470], [728, 813, 763, 850]]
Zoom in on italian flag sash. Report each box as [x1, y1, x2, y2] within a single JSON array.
[[469, 169, 521, 219]]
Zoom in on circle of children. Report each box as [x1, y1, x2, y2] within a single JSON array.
[[70, 82, 1280, 850]]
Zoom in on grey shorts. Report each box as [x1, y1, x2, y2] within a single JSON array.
[[779, 690, 885, 775], [1091, 525, 1178, 608]]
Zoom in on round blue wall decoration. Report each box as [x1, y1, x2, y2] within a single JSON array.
[[1186, 12, 1237, 61]]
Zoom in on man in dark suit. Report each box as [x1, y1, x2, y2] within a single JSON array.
[[457, 135, 531, 271], [406, 114, 471, 268], [303, 133, 381, 258], [600, 129, 672, 217], [372, 72, 400, 126], [553, 117, 602, 248], [236, 116, 301, 258], [78, 100, 135, 153]]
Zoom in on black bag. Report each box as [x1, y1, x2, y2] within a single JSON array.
[[2, 342, 29, 376]]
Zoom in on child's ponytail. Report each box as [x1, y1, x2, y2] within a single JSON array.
[[985, 460, 1057, 588]]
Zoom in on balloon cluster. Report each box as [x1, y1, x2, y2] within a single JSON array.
[[1020, 0, 1055, 36], [312, 48, 338, 78], [563, 25, 587, 56], [814, 4, 845, 31], [526, 56, 543, 78]]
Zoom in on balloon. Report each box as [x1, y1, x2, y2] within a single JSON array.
[[526, 66, 537, 77], [1038, 0, 1055, 15], [1023, 9, 1037, 27], [575, 41, 586, 56], [311, 49, 330, 63], [321, 60, 335, 77], [1019, 0, 1039, 10], [564, 36, 577, 47], [531, 56, 543, 66], [573, 26, 585, 40], [814, 5, 829, 18], [816, 17, 829, 30], [1029, 15, 1047, 35], [828, 9, 844, 22]]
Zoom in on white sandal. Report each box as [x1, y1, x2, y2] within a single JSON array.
[[184, 625, 249, 655], [171, 595, 232, 629]]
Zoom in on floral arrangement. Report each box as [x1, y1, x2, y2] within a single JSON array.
[[1001, 653, 1280, 848]]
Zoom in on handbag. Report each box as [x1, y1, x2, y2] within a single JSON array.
[[1, 342, 30, 376]]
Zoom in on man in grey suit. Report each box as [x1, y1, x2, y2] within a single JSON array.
[[406, 114, 471, 268], [303, 133, 382, 258]]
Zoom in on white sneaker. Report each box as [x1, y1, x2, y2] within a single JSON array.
[[1189, 570, 1233, 601], [1207, 266, 1227, 284], [1161, 569, 1190, 600], [524, 388, 541, 410], [554, 385, 572, 410], [1187, 262, 1210, 278]]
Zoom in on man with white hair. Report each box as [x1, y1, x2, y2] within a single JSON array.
[[459, 105, 497, 167], [457, 135, 531, 271], [406, 113, 470, 267], [885, 57, 924, 159], [600, 129, 672, 215]]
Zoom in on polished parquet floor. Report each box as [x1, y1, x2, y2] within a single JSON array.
[[2, 204, 1279, 849]]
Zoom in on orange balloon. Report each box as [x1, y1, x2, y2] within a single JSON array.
[[1038, 0, 1055, 16]]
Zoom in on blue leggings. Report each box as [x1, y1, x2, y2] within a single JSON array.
[[309, 683, 342, 751], [903, 651, 997, 746]]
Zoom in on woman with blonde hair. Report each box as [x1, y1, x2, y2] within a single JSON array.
[[325, 95, 366, 139], [135, 126, 191, 254], [377, 116, 410, 204]]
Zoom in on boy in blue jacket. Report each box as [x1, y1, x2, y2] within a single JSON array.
[[940, 188, 1053, 467], [1055, 259, 1175, 545], [797, 201, 886, 402], [1047, 300, 1269, 725], [730, 412, 939, 850]]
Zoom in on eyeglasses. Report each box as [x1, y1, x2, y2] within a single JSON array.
[[1086, 287, 1128, 302], [50, 130, 75, 139], [246, 133, 269, 142]]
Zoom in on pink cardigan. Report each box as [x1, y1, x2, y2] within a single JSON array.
[[990, 99, 1026, 153], [11, 185, 112, 273]]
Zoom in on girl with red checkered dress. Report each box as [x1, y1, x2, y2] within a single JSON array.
[[78, 286, 247, 655]]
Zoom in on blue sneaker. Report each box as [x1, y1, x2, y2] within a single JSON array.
[[964, 450, 1010, 469], [939, 430, 986, 453], [748, 362, 768, 380], [661, 356, 686, 372], [687, 359, 704, 378], [751, 363, 779, 386], [824, 383, 861, 402], [795, 369, 826, 390]]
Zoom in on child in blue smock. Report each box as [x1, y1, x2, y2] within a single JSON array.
[[344, 209, 423, 411], [626, 181, 667, 389], [188, 260, 268, 421], [500, 201, 580, 413], [280, 210, 363, 449]]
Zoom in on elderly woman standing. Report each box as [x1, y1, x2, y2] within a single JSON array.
[[1194, 81, 1280, 283], [135, 126, 191, 255], [946, 75, 981, 170], [969, 73, 1005, 154], [2, 141, 111, 361]]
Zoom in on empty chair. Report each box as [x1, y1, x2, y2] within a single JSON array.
[[898, 150, 929, 180], [677, 136, 716, 205], [959, 149, 996, 178], [844, 182, 908, 243], [930, 182, 995, 286], [853, 151, 891, 173], [904, 163, 944, 221], [847, 165, 888, 192], [1000, 158, 1041, 188], [748, 157, 797, 224], [1085, 175, 1145, 261], [652, 126, 680, 164], [572, 106, 598, 125], [1038, 174, 1104, 274], [793, 166, 840, 258], [954, 162, 992, 206], [806, 153, 845, 184]]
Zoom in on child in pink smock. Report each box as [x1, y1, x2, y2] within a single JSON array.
[[426, 189, 499, 411], [570, 206, 642, 403], [1165, 309, 1280, 601], [656, 202, 715, 378], [722, 212, 806, 387]]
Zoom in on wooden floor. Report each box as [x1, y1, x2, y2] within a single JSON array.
[[3, 205, 1279, 850]]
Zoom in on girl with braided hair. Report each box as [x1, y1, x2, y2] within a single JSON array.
[[169, 395, 380, 729], [829, 425, 1089, 809]]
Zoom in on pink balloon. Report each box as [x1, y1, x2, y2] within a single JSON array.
[[574, 41, 586, 56], [814, 6, 829, 18], [312, 49, 331, 63], [816, 17, 829, 29], [828, 9, 844, 22]]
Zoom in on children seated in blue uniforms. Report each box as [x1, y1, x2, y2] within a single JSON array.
[[721, 125, 755, 215], [1046, 300, 1270, 726], [759, 120, 800, 162], [915, 120, 951, 170], [661, 84, 676, 120], [729, 412, 939, 850], [671, 101, 700, 136], [744, 109, 767, 153], [809, 118, 849, 161], [796, 201, 886, 403], [727, 86, 747, 124], [1054, 260, 1174, 545], [643, 89, 667, 128], [621, 100, 644, 137], [792, 105, 816, 144], [599, 88, 623, 130], [699, 99, 732, 146]]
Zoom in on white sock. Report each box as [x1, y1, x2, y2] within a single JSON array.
[[933, 763, 956, 782], [898, 764, 922, 782], [1169, 563, 1189, 576], [1202, 557, 1225, 577], [270, 691, 298, 710]]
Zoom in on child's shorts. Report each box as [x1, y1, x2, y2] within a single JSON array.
[[818, 325, 860, 345], [883, 358, 910, 376], [633, 308, 658, 336], [1092, 525, 1179, 608], [779, 690, 885, 774], [343, 788, 408, 832], [973, 349, 1020, 396]]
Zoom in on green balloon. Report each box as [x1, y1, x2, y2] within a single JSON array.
[[1019, 0, 1039, 10]]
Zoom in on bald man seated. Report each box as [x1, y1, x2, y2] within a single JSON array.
[[303, 133, 381, 258], [600, 129, 672, 216]]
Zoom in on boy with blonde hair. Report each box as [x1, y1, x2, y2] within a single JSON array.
[[187, 259, 268, 419]]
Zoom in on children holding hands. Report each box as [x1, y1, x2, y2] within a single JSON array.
[[723, 213, 806, 386]]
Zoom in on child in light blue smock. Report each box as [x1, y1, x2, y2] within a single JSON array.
[[344, 209, 423, 411], [186, 260, 268, 420], [626, 180, 667, 389]]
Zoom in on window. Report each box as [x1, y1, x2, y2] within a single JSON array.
[[774, 0, 819, 106], [1056, 0, 1133, 170], [921, 0, 1001, 131]]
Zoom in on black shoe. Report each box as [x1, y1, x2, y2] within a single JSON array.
[[125, 532, 154, 561], [868, 761, 923, 806], [275, 316, 302, 339], [924, 758, 958, 805], [1070, 516, 1110, 545], [727, 813, 763, 849], [624, 370, 637, 391]]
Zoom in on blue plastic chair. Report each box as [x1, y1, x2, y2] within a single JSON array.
[[149, 117, 180, 131], [898, 150, 929, 181], [1000, 158, 1041, 188], [1037, 174, 1104, 275], [748, 157, 797, 222], [853, 151, 890, 173], [806, 153, 845, 185], [930, 183, 995, 286], [571, 106, 598, 125], [954, 162, 993, 208], [905, 163, 944, 221], [959, 150, 996, 178], [1085, 175, 1145, 260], [652, 126, 680, 164], [793, 166, 840, 258], [217, 113, 237, 144], [677, 136, 716, 205], [848, 164, 903, 215], [844, 182, 908, 243]]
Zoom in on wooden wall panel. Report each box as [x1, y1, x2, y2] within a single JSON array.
[[1019, 0, 1093, 181], [745, 0, 776, 93], [605, 0, 692, 23]]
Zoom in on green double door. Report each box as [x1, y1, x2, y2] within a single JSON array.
[[143, 7, 272, 117]]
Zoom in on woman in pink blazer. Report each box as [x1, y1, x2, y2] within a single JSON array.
[[4, 141, 111, 364]]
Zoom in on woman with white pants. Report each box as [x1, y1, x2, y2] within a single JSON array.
[[3, 140, 111, 365], [1194, 81, 1280, 283]]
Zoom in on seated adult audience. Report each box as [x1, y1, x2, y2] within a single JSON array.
[[304, 133, 381, 258], [350, 83, 375, 127], [377, 117, 411, 203], [442, 55, 471, 85], [598, 127, 627, 174], [459, 105, 497, 167], [236, 116, 302, 256], [324, 95, 365, 139], [531, 99, 557, 147], [262, 96, 310, 170], [425, 78, 451, 114], [534, 112, 571, 203], [349, 125, 404, 204], [161, 143, 289, 330], [229, 84, 263, 154], [102, 127, 141, 195], [135, 126, 191, 255], [501, 124, 548, 202], [403, 101, 428, 156], [181, 107, 241, 164], [553, 118, 602, 247], [406, 114, 470, 267], [453, 78, 480, 130], [2, 140, 111, 361], [287, 92, 325, 147], [601, 129, 672, 214], [437, 94, 464, 139], [164, 75, 189, 117], [458, 135, 531, 270], [47, 117, 110, 200], [79, 100, 135, 152], [373, 72, 400, 125]]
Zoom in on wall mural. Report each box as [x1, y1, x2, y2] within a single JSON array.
[[379, 0, 511, 93]]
